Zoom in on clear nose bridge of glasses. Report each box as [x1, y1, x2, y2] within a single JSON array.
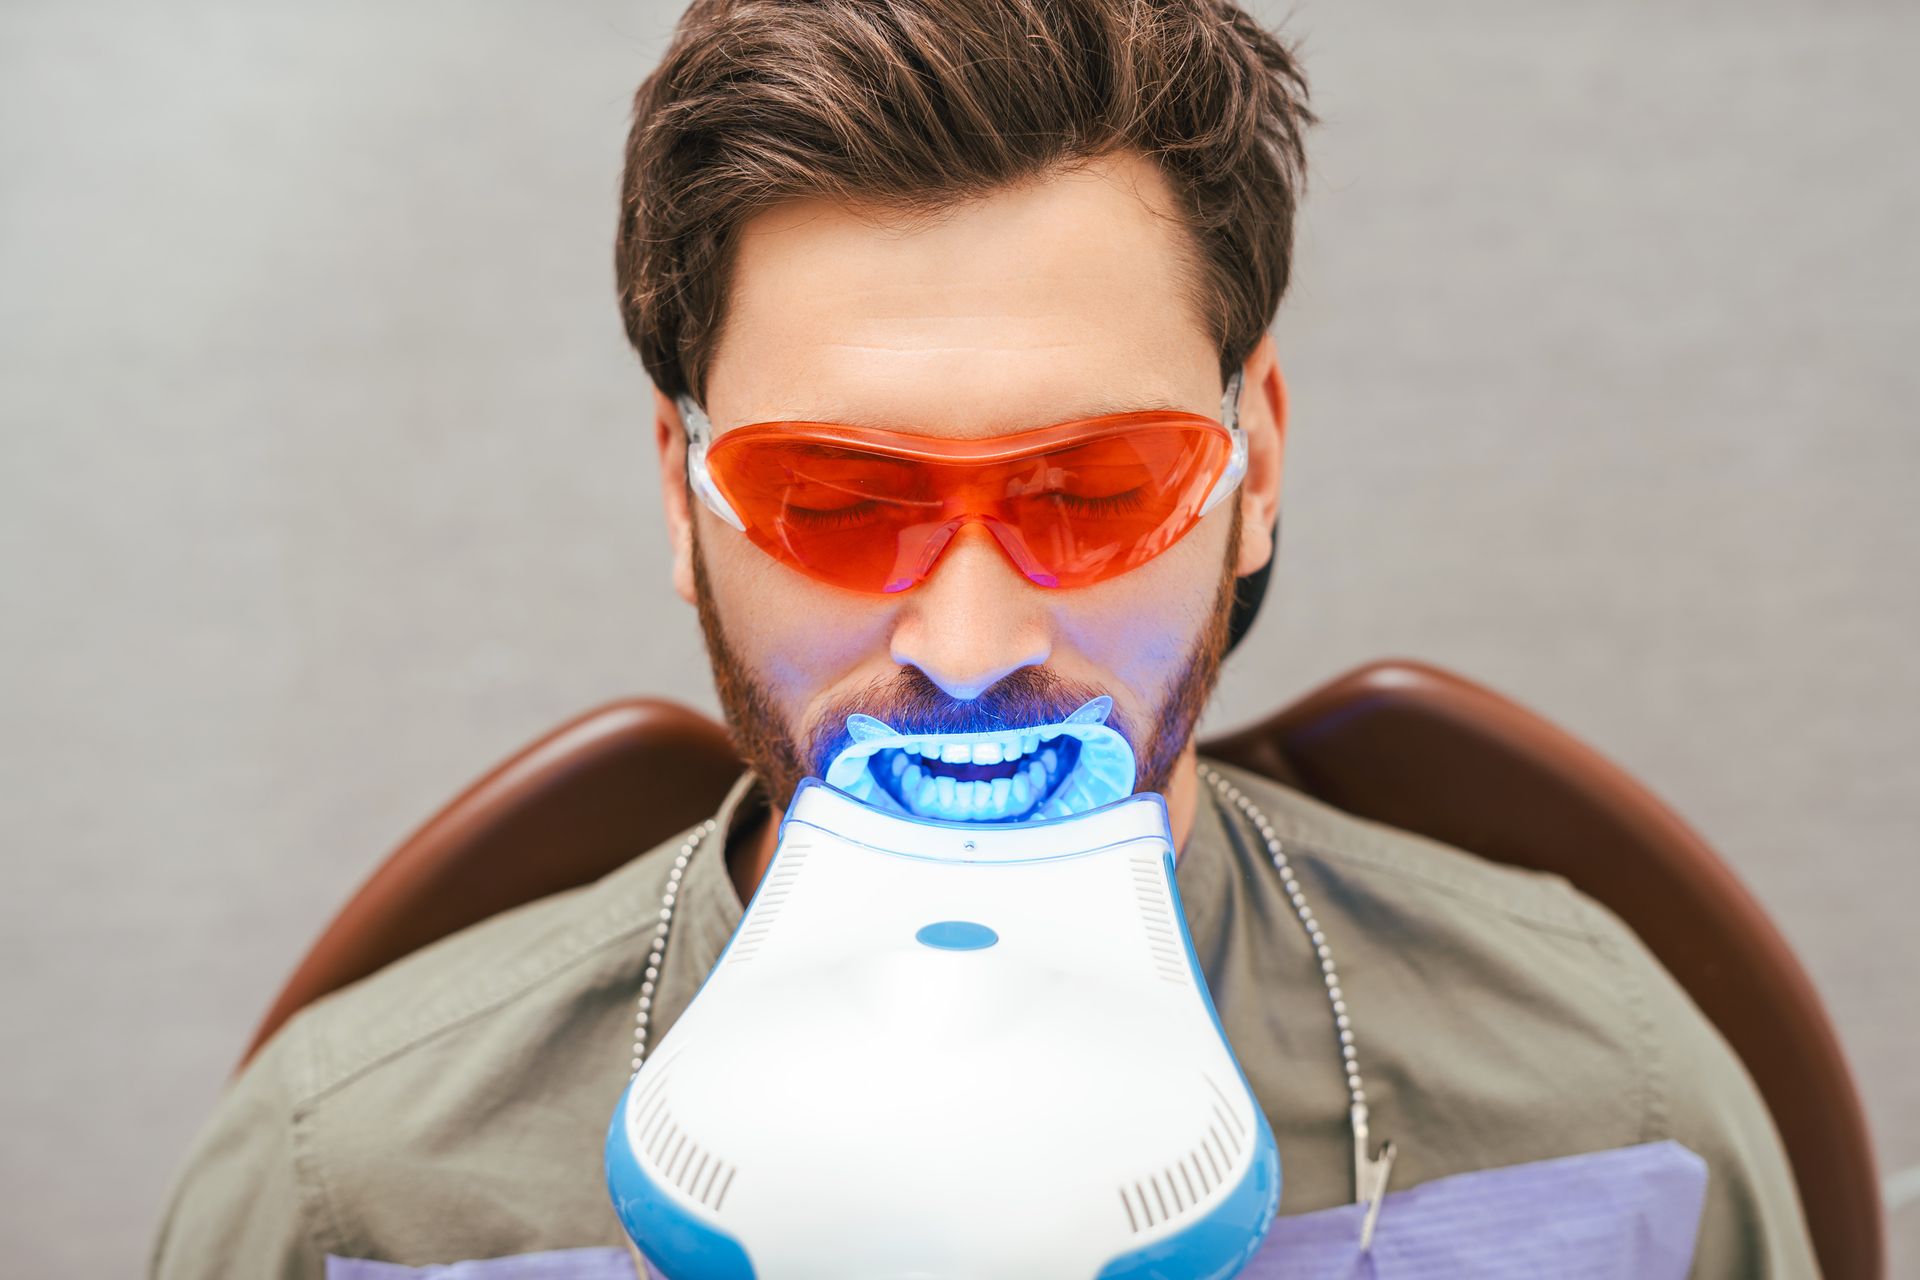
[[675, 368, 1247, 534]]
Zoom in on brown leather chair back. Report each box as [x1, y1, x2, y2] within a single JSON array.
[[1203, 659, 1882, 1280], [241, 659, 1881, 1279], [240, 699, 743, 1069]]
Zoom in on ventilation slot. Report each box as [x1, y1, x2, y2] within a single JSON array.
[[1129, 851, 1189, 985], [727, 846, 809, 963], [632, 1065, 739, 1212], [1117, 1075, 1248, 1233]]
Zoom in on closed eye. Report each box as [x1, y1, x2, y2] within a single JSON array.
[[1050, 487, 1150, 516], [782, 499, 884, 529]]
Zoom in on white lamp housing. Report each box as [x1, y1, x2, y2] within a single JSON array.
[[605, 777, 1280, 1279]]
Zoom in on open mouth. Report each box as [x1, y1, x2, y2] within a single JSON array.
[[867, 730, 1084, 822], [820, 696, 1137, 825]]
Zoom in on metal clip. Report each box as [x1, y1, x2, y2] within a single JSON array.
[[1350, 1102, 1398, 1252]]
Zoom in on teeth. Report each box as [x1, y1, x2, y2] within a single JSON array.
[[874, 726, 1081, 820]]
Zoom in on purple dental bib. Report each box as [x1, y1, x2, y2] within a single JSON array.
[[325, 1139, 1707, 1280]]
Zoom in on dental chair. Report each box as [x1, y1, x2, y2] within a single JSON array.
[[237, 658, 1884, 1280]]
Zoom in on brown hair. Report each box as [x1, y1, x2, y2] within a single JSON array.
[[616, 0, 1314, 405]]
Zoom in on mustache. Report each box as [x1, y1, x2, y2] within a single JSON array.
[[803, 667, 1131, 774]]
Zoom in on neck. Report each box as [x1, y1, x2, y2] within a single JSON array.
[[724, 740, 1205, 907]]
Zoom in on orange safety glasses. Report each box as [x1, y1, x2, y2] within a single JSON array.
[[677, 371, 1245, 594]]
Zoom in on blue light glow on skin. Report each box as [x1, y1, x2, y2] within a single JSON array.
[[653, 149, 1287, 898]]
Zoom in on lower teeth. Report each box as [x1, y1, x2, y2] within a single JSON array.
[[889, 752, 1054, 821]]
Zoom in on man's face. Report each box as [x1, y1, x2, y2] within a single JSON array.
[[654, 150, 1284, 831]]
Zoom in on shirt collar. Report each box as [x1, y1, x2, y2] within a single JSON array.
[[677, 769, 767, 981], [1176, 771, 1235, 973]]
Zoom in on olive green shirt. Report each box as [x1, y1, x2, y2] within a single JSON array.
[[149, 760, 1819, 1277]]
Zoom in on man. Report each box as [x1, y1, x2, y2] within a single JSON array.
[[151, 1, 1819, 1275]]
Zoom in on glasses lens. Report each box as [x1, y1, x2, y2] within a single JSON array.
[[709, 439, 952, 591], [988, 425, 1232, 587]]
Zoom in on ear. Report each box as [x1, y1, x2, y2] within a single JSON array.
[[1232, 332, 1287, 579], [653, 387, 699, 606]]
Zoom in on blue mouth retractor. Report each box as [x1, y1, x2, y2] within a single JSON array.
[[821, 695, 1138, 823]]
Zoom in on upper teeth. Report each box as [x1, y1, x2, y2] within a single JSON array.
[[903, 733, 1037, 766]]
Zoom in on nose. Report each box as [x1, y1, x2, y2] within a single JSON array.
[[889, 523, 1053, 701]]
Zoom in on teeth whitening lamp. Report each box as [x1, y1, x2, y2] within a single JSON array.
[[605, 697, 1280, 1279]]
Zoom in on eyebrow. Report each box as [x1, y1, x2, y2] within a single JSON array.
[[1057, 396, 1192, 420]]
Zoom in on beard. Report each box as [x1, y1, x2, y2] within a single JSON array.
[[688, 505, 1243, 812]]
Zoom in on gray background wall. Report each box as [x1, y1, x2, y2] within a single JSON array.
[[2, 1, 1914, 1273]]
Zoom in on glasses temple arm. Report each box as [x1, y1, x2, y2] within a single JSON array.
[[1198, 366, 1248, 517], [675, 394, 748, 531]]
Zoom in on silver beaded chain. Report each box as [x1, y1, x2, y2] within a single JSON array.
[[629, 774, 1395, 1243], [630, 817, 715, 1074], [1196, 767, 1364, 1104], [1198, 763, 1397, 1243]]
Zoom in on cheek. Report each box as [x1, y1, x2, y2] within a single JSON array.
[[1054, 515, 1230, 709], [701, 520, 896, 715]]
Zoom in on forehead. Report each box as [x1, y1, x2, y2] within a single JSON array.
[[703, 150, 1220, 438]]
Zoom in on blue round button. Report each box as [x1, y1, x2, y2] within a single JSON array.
[[915, 920, 999, 951]]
